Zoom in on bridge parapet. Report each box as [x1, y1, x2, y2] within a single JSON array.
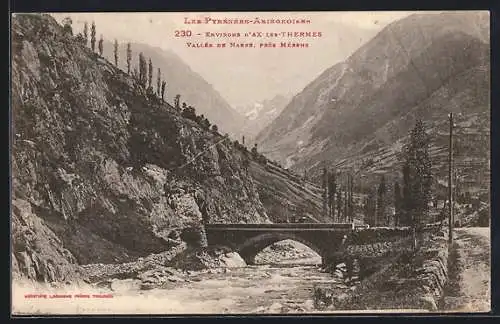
[[205, 223, 352, 265], [346, 227, 413, 246], [206, 223, 356, 230], [204, 223, 438, 266]]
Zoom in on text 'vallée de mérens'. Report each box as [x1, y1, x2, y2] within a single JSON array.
[[185, 42, 311, 48]]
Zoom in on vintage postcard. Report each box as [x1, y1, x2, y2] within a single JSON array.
[[11, 11, 490, 315]]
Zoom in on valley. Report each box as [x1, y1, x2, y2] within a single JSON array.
[[10, 11, 490, 315]]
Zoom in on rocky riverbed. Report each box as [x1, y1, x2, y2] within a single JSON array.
[[13, 264, 352, 314], [12, 240, 356, 315]]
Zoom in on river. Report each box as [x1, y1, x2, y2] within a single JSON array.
[[102, 254, 351, 314], [13, 242, 356, 315], [136, 264, 338, 314]]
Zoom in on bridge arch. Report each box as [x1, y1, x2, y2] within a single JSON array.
[[234, 232, 325, 265]]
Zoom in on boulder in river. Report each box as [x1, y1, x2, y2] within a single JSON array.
[[268, 302, 283, 313], [336, 263, 346, 269]]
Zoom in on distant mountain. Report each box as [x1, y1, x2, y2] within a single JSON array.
[[102, 41, 245, 137], [236, 94, 292, 141], [256, 12, 490, 192]]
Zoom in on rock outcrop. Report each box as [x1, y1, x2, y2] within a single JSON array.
[[12, 198, 83, 282]]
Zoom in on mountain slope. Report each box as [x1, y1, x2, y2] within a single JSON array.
[[256, 12, 490, 191], [101, 41, 245, 138], [11, 14, 326, 282]]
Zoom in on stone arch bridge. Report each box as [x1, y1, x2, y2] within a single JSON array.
[[205, 223, 414, 265]]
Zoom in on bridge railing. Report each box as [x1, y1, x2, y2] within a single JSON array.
[[206, 223, 441, 231]]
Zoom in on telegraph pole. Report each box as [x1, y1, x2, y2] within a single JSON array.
[[448, 113, 454, 244]]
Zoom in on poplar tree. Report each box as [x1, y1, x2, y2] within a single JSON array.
[[83, 21, 88, 45], [90, 21, 96, 52], [401, 164, 410, 226], [156, 68, 161, 96], [394, 181, 402, 227], [336, 187, 343, 222], [322, 167, 328, 218], [113, 39, 119, 66], [138, 52, 147, 88], [175, 94, 181, 110], [328, 171, 337, 221], [344, 187, 348, 222], [376, 175, 387, 226], [364, 188, 377, 226], [161, 81, 166, 101], [347, 173, 354, 222], [148, 58, 153, 90], [126, 43, 132, 74], [98, 35, 103, 56]]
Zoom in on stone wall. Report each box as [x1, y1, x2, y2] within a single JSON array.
[[315, 227, 451, 311]]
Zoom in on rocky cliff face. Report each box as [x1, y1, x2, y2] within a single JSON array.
[[249, 161, 325, 223], [11, 13, 273, 281], [256, 12, 490, 191]]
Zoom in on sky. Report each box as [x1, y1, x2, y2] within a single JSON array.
[[50, 12, 415, 108]]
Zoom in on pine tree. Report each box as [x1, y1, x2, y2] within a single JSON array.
[[156, 68, 161, 96], [126, 43, 132, 74], [83, 21, 88, 45], [402, 120, 432, 229], [376, 175, 387, 226], [98, 35, 103, 56], [148, 58, 153, 90], [90, 21, 96, 52], [113, 39, 118, 66]]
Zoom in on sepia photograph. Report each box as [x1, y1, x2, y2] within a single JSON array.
[[10, 10, 491, 315]]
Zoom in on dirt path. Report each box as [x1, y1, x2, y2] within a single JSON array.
[[441, 227, 490, 312]]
